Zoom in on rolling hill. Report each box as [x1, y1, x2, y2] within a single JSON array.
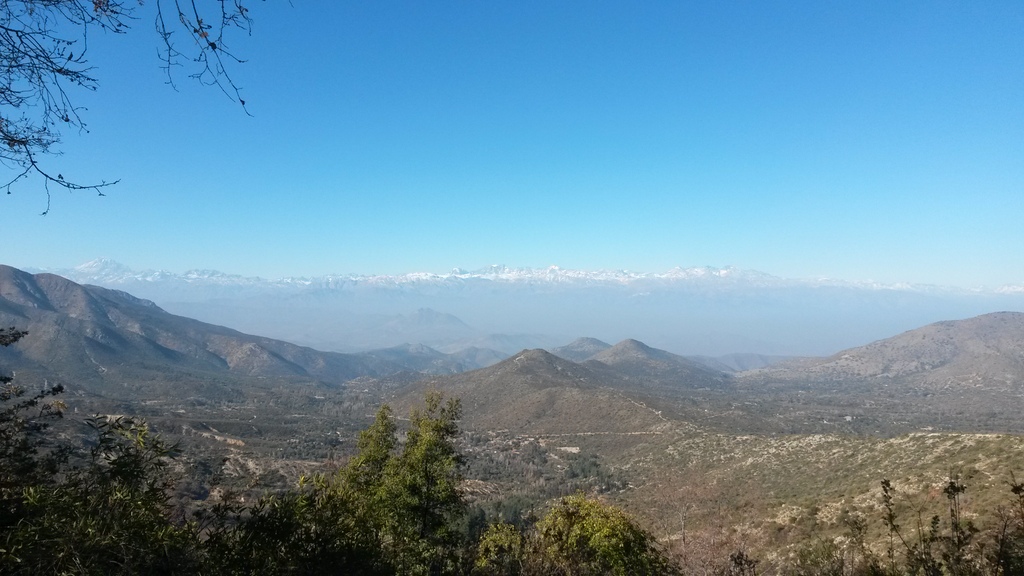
[[395, 348, 673, 436], [586, 339, 733, 391], [733, 311, 1024, 433], [745, 311, 1024, 390]]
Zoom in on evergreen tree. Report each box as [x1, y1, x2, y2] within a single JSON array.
[[380, 392, 466, 575]]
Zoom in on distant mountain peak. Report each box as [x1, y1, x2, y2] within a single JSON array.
[[73, 258, 135, 278], [603, 339, 660, 358], [571, 337, 611, 346], [75, 257, 126, 270], [549, 337, 613, 362], [509, 348, 563, 364], [589, 338, 732, 389], [485, 348, 585, 378], [616, 338, 649, 348]]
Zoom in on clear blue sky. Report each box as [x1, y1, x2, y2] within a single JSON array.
[[5, 1, 1023, 287]]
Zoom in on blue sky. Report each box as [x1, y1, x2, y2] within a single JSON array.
[[4, 1, 1023, 287]]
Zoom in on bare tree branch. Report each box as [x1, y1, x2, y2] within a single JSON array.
[[155, 0, 253, 111], [0, 0, 255, 210]]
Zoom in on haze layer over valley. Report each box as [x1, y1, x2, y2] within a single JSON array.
[[40, 259, 1024, 358]]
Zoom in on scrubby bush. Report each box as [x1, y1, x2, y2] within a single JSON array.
[[473, 492, 681, 576]]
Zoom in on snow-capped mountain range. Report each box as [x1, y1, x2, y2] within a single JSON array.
[[26, 259, 1024, 357], [43, 258, 1009, 294]]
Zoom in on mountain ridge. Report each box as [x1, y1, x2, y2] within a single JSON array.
[[40, 258, 1019, 294]]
